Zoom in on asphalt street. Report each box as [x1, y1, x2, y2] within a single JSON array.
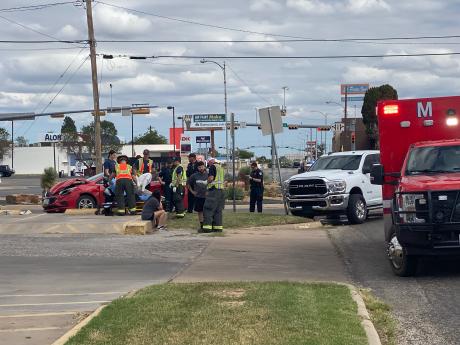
[[0, 232, 210, 345], [329, 218, 460, 345]]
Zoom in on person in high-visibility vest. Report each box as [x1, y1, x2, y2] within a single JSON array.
[[171, 157, 187, 218], [135, 149, 154, 176], [113, 155, 136, 215], [202, 158, 225, 233]]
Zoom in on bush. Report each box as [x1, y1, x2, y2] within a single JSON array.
[[225, 186, 245, 200], [41, 167, 58, 193]]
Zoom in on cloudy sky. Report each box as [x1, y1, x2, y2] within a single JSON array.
[[0, 0, 459, 156]]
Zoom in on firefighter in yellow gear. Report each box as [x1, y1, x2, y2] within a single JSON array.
[[171, 157, 187, 218], [201, 158, 225, 233], [113, 155, 137, 215], [135, 149, 154, 176]]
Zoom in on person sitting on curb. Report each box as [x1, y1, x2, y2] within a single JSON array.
[[141, 189, 167, 231]]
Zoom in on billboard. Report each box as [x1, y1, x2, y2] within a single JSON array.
[[180, 135, 191, 154], [196, 135, 210, 144], [43, 133, 62, 143], [191, 114, 226, 129]]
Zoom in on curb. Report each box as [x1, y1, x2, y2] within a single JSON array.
[[51, 305, 106, 345], [344, 283, 382, 345]]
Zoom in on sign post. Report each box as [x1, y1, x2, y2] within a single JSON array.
[[258, 106, 289, 215], [43, 133, 62, 173]]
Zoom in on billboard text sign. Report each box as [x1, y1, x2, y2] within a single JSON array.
[[191, 114, 226, 129], [196, 135, 210, 144], [43, 133, 62, 143], [341, 84, 369, 95]]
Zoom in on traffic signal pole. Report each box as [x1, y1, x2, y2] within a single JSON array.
[[85, 0, 102, 172]]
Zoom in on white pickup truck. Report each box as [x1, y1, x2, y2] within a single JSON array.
[[284, 151, 382, 223]]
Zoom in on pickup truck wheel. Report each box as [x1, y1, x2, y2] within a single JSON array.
[[77, 195, 97, 209], [387, 232, 418, 276], [347, 194, 367, 224]]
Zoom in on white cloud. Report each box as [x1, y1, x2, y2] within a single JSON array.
[[93, 6, 151, 36], [346, 0, 390, 13], [58, 25, 80, 39], [119, 74, 175, 92], [286, 0, 334, 14], [250, 0, 283, 11]]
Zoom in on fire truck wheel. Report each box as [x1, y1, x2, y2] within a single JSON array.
[[387, 232, 418, 276], [347, 194, 367, 224]]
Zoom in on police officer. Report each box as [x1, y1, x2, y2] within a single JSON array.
[[135, 149, 153, 176], [113, 155, 136, 216], [202, 158, 225, 233], [186, 153, 199, 213], [171, 157, 186, 218], [249, 161, 264, 213]]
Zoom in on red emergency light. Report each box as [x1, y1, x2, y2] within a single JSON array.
[[383, 104, 399, 115]]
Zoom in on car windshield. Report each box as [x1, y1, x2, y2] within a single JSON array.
[[86, 173, 104, 182], [310, 155, 362, 171], [406, 145, 460, 175]]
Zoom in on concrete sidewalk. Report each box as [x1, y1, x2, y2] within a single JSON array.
[[175, 226, 348, 283]]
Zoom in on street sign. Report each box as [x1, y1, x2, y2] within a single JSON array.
[[283, 122, 288, 128], [43, 133, 62, 143], [334, 122, 345, 132], [196, 135, 210, 144], [258, 106, 283, 136], [240, 121, 247, 128], [341, 96, 364, 102], [341, 83, 369, 95], [191, 114, 226, 129]]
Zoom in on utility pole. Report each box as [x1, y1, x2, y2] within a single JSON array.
[[11, 121, 13, 170], [282, 86, 288, 113], [231, 112, 236, 212], [85, 0, 102, 172]]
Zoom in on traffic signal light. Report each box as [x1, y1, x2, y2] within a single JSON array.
[[317, 126, 330, 131], [351, 132, 356, 144], [288, 125, 298, 130]]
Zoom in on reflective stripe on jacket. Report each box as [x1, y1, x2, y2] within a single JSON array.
[[172, 166, 187, 186], [208, 164, 225, 190], [137, 158, 153, 176], [115, 163, 133, 180]]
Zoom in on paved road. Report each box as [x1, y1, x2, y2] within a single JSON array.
[[329, 218, 460, 345], [0, 232, 209, 345]]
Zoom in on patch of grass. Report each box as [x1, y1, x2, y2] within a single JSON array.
[[66, 282, 368, 345], [167, 211, 308, 230], [360, 289, 397, 345]]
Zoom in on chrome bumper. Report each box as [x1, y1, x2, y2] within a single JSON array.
[[286, 193, 349, 212]]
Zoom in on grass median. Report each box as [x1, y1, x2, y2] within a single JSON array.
[[167, 211, 309, 230], [66, 282, 368, 345]]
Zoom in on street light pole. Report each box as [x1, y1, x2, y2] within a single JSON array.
[[200, 59, 229, 172], [167, 106, 176, 155], [282, 86, 288, 113], [311, 110, 329, 153]]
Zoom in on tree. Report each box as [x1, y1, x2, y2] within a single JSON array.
[[60, 116, 81, 156], [133, 128, 167, 145], [81, 120, 121, 156], [362, 84, 398, 149], [15, 136, 28, 147], [0, 128, 10, 161], [237, 148, 254, 160]]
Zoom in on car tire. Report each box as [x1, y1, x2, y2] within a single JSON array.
[[77, 195, 97, 209], [347, 194, 367, 224], [387, 231, 418, 277]]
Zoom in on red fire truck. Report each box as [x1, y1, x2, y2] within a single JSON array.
[[371, 95, 460, 276]]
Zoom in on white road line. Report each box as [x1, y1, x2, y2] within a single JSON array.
[[0, 327, 62, 333], [0, 300, 109, 307], [0, 291, 123, 298], [0, 312, 76, 318], [7, 213, 46, 223]]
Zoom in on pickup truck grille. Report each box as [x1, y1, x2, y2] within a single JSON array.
[[289, 179, 327, 196], [431, 191, 460, 223]]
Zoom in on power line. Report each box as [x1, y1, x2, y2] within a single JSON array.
[[0, 1, 77, 13], [226, 65, 271, 105], [96, 36, 460, 43], [99, 51, 460, 60], [95, 1, 460, 45], [0, 40, 87, 44], [0, 46, 86, 51]]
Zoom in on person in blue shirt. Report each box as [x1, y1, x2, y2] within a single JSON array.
[[103, 150, 117, 177]]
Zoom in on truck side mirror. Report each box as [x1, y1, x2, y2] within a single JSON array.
[[370, 164, 384, 185]]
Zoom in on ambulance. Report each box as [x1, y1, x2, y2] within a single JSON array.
[[371, 95, 460, 276]]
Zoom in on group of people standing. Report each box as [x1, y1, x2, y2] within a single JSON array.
[[103, 149, 264, 232]]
